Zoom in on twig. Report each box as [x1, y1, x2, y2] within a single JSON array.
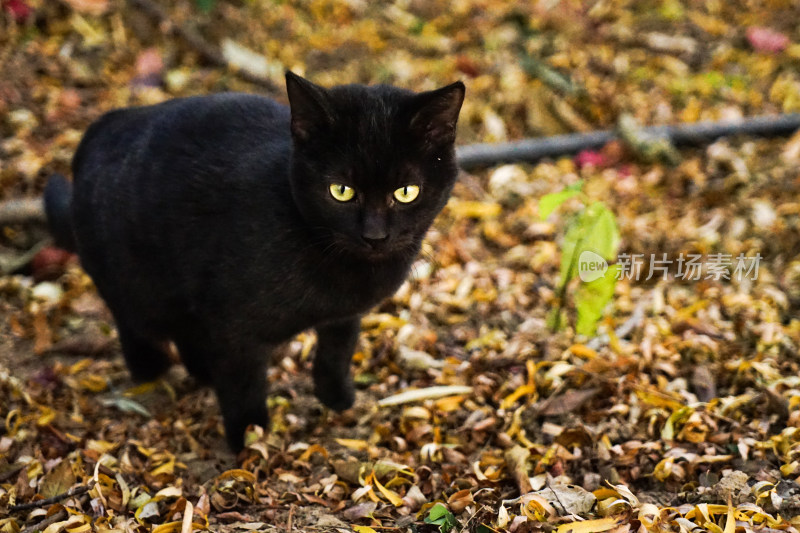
[[551, 234, 585, 333], [9, 484, 92, 512], [0, 239, 51, 275], [521, 55, 585, 98], [20, 509, 68, 533], [2, 113, 800, 226], [286, 503, 295, 532], [545, 479, 568, 516], [0, 463, 25, 483], [534, 380, 568, 416], [586, 296, 648, 351], [456, 112, 800, 169], [0, 198, 45, 225], [126, 0, 281, 95]]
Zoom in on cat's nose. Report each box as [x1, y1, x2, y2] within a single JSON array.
[[362, 235, 389, 248], [362, 212, 388, 243]]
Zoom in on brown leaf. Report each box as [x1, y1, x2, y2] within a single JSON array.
[[691, 366, 717, 402], [39, 460, 76, 499], [341, 501, 377, 521], [504, 445, 532, 494], [539, 387, 600, 416]]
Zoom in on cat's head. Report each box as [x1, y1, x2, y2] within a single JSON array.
[[285, 71, 464, 259]]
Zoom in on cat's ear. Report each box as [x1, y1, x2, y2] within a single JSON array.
[[285, 71, 335, 142], [407, 81, 465, 147]]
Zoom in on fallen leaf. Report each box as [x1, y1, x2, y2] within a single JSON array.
[[746, 27, 790, 53], [63, 0, 109, 15], [378, 386, 473, 407]]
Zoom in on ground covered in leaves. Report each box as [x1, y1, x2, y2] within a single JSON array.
[[3, 0, 800, 532]]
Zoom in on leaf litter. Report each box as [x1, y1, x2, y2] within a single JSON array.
[[3, 0, 800, 532]]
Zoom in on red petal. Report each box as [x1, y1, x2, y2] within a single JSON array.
[[3, 0, 33, 21], [574, 149, 607, 168], [746, 27, 790, 54]]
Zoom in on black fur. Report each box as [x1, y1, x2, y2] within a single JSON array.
[[43, 173, 77, 251], [44, 72, 465, 450]]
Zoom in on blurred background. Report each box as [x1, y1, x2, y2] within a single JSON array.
[[4, 1, 800, 532]]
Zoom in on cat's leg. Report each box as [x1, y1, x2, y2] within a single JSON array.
[[173, 335, 213, 384], [175, 333, 270, 450], [117, 324, 172, 382], [212, 348, 269, 451], [313, 316, 360, 411]]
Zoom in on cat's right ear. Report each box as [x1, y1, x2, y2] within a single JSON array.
[[285, 71, 334, 142], [407, 81, 465, 149]]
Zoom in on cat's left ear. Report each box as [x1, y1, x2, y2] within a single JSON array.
[[407, 81, 465, 147]]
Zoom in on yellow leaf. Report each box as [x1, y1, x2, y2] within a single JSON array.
[[86, 440, 118, 454], [569, 344, 598, 359], [556, 516, 621, 533], [150, 458, 175, 476], [446, 199, 502, 219], [151, 522, 183, 533], [155, 486, 182, 498], [37, 406, 56, 426], [653, 457, 674, 483], [335, 439, 369, 452], [68, 359, 93, 374], [79, 374, 108, 392], [724, 502, 735, 533], [216, 469, 256, 484], [434, 395, 467, 412], [372, 471, 404, 507], [592, 487, 619, 500], [500, 384, 536, 410], [635, 389, 684, 410], [352, 527, 378, 533], [361, 313, 407, 332], [298, 444, 328, 462], [124, 382, 160, 396]]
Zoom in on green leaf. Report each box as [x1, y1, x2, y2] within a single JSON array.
[[575, 264, 619, 336], [424, 503, 458, 533], [99, 396, 152, 417], [195, 0, 215, 13], [539, 187, 582, 220], [565, 180, 584, 192], [559, 202, 620, 285], [579, 202, 620, 260]]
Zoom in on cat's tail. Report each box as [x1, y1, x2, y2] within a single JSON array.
[[43, 174, 77, 252]]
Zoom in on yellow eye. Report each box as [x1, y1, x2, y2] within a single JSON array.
[[329, 184, 355, 202], [394, 184, 420, 203]]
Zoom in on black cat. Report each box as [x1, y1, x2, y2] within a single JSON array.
[[44, 72, 465, 450]]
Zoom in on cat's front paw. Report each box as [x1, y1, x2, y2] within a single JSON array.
[[314, 379, 355, 412]]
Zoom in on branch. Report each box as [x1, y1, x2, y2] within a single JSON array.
[[126, 0, 281, 95], [0, 198, 45, 225], [9, 484, 92, 512], [2, 113, 800, 226], [456, 112, 800, 170], [20, 509, 68, 533]]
